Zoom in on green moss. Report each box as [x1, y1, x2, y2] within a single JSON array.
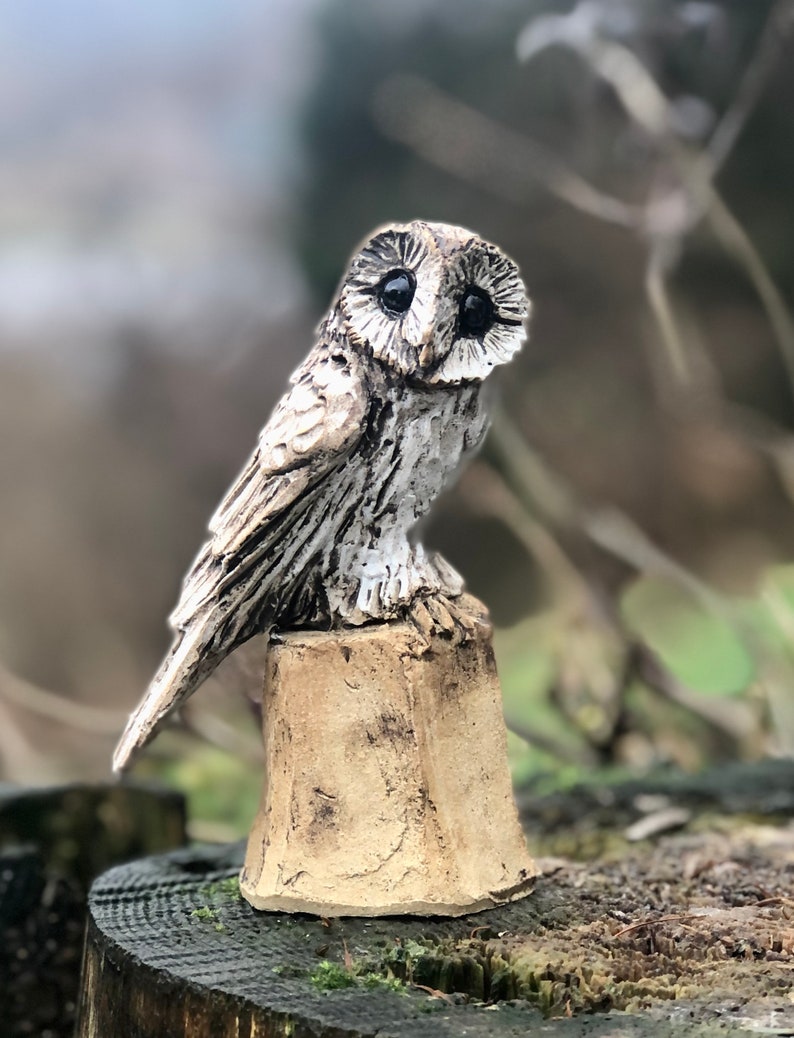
[[200, 875, 242, 901], [310, 958, 407, 994], [191, 904, 227, 933], [188, 875, 241, 934], [418, 1000, 445, 1013], [190, 906, 218, 923], [359, 972, 404, 993], [310, 961, 357, 990]]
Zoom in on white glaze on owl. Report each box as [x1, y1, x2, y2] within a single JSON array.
[[113, 220, 529, 771]]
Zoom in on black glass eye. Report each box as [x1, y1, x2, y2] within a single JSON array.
[[458, 285, 495, 338], [377, 268, 416, 317]]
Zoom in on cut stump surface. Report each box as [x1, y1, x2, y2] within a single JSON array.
[[77, 806, 794, 1038]]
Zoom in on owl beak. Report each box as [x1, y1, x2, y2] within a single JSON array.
[[418, 338, 434, 368]]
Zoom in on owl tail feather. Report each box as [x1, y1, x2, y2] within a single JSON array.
[[113, 625, 217, 773]]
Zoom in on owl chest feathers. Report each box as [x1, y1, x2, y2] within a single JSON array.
[[317, 370, 488, 624]]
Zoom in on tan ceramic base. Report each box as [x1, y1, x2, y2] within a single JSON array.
[[240, 595, 537, 916]]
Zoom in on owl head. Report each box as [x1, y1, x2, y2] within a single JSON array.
[[335, 220, 529, 385]]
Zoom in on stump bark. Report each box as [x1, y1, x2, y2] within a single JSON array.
[[0, 782, 186, 1038], [240, 599, 537, 916]]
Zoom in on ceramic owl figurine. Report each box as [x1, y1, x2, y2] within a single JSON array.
[[113, 221, 529, 772]]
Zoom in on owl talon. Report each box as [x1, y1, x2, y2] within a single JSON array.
[[406, 599, 435, 653], [423, 595, 458, 638], [442, 595, 480, 645], [409, 594, 480, 648], [448, 601, 479, 644]]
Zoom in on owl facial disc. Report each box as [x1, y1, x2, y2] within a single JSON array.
[[339, 220, 529, 384]]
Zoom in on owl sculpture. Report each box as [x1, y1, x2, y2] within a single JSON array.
[[113, 221, 529, 772]]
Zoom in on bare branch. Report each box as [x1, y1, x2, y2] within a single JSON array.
[[581, 28, 794, 399], [373, 74, 640, 228], [704, 191, 794, 393], [505, 713, 601, 766], [707, 0, 794, 172], [179, 703, 264, 765], [644, 238, 692, 387], [488, 404, 580, 530], [489, 407, 724, 610], [515, 6, 794, 400], [459, 457, 585, 602], [633, 645, 757, 743], [585, 38, 673, 138], [0, 657, 128, 735]]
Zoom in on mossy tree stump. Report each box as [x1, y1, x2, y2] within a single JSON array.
[[77, 767, 794, 1038]]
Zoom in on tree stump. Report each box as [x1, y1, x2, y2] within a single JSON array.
[[241, 600, 537, 915], [0, 783, 186, 1038], [76, 815, 794, 1038]]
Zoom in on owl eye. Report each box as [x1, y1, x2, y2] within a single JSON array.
[[376, 269, 416, 317], [458, 286, 495, 338]]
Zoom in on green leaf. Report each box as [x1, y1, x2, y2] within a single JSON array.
[[620, 576, 755, 696], [754, 564, 794, 654]]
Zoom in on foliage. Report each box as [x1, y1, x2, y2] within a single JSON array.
[[156, 743, 262, 840], [621, 576, 754, 697], [190, 906, 226, 933], [310, 959, 404, 994]]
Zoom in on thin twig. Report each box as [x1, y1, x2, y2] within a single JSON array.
[[411, 983, 455, 1004], [0, 658, 128, 735], [633, 645, 756, 743], [613, 912, 701, 939], [707, 0, 794, 172], [488, 407, 726, 613], [373, 74, 641, 228], [179, 705, 264, 765], [487, 405, 580, 530], [505, 713, 600, 766], [644, 237, 691, 387], [459, 455, 586, 602], [587, 38, 672, 138], [705, 190, 794, 393]]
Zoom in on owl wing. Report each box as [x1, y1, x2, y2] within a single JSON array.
[[171, 346, 369, 628], [113, 345, 368, 773]]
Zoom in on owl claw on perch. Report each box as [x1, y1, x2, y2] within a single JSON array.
[[408, 592, 486, 649], [113, 220, 529, 774]]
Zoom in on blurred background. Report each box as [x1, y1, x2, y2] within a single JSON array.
[[2, 0, 793, 836]]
